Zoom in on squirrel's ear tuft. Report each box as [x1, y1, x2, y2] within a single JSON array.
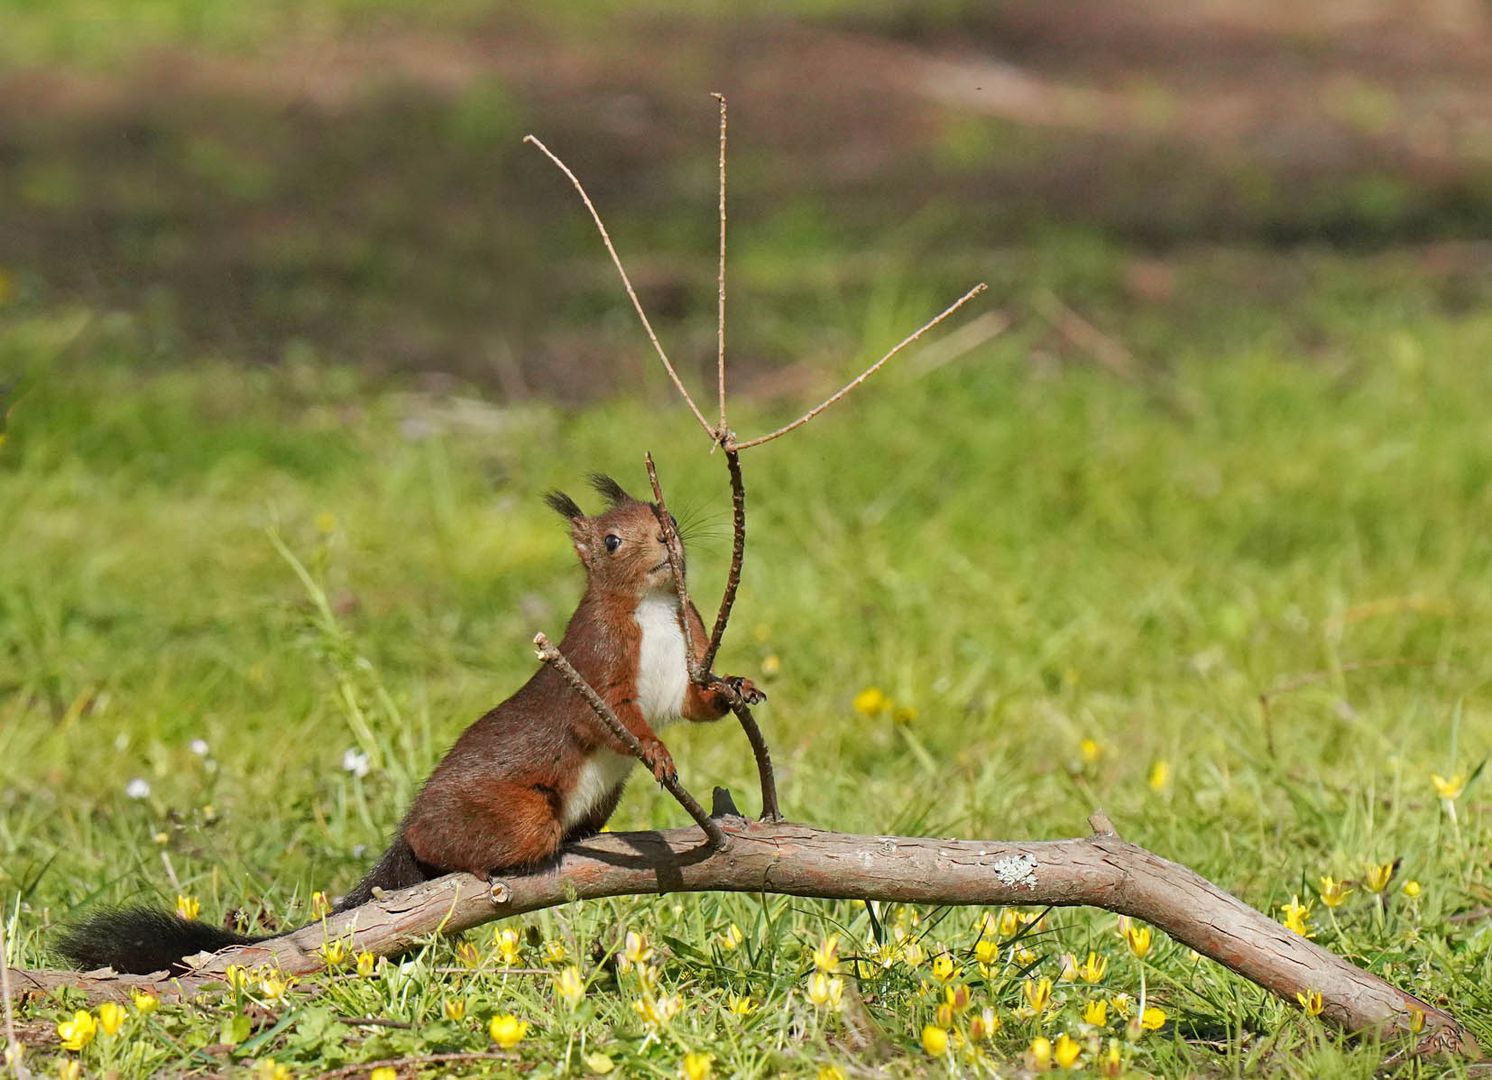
[[587, 473, 631, 506], [544, 490, 584, 521]]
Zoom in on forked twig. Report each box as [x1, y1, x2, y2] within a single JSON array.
[[527, 102, 987, 828], [533, 633, 725, 850], [523, 135, 714, 439], [729, 282, 989, 450]]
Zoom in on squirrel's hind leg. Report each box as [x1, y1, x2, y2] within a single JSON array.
[[404, 782, 565, 879]]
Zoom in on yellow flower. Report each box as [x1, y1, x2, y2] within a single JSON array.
[[1402, 879, 1423, 899], [1028, 1035, 1053, 1071], [585, 1052, 616, 1074], [892, 705, 917, 725], [455, 941, 483, 969], [1109, 992, 1132, 1019], [920, 1025, 949, 1057], [225, 964, 249, 992], [310, 891, 332, 918], [443, 998, 466, 1022], [812, 934, 840, 973], [318, 939, 349, 968], [543, 939, 568, 964], [680, 1051, 713, 1080], [57, 1010, 97, 1051], [1364, 862, 1394, 894], [258, 973, 290, 1002], [974, 937, 999, 970], [621, 930, 653, 971], [634, 992, 682, 1029], [1023, 976, 1053, 1014], [1280, 895, 1314, 937], [1148, 760, 1170, 792], [1317, 876, 1352, 909], [555, 965, 586, 1008], [175, 894, 200, 921], [1408, 1006, 1425, 1034], [97, 1001, 127, 1036], [1123, 924, 1152, 960], [1083, 998, 1109, 1026], [817, 1068, 845, 1080], [255, 1061, 291, 1080], [131, 988, 160, 1014], [1141, 1005, 1166, 1031], [934, 1001, 955, 1029], [761, 654, 781, 677], [1080, 738, 1101, 765], [488, 1013, 528, 1048], [1432, 773, 1465, 800], [719, 923, 744, 951], [492, 928, 523, 966], [370, 1069, 397, 1080], [852, 687, 888, 716], [1296, 989, 1324, 1017], [58, 1059, 82, 1080], [726, 993, 757, 1017], [970, 1006, 1001, 1040], [1058, 952, 1079, 981], [998, 908, 1021, 937], [930, 951, 956, 982], [807, 972, 843, 1009], [1054, 1033, 1081, 1069], [900, 940, 925, 969], [356, 951, 377, 977], [1078, 951, 1108, 984]]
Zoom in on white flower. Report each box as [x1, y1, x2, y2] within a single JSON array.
[[342, 749, 371, 777], [189, 739, 210, 756], [125, 778, 151, 799]]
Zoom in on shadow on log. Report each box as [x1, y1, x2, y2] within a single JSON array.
[[10, 798, 1479, 1060]]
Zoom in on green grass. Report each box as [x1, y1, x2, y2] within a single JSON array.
[[3, 285, 1492, 1077]]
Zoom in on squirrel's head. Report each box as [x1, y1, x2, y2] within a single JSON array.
[[544, 474, 682, 596]]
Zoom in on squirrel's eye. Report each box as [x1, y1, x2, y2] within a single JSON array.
[[668, 513, 680, 532], [604, 534, 622, 553]]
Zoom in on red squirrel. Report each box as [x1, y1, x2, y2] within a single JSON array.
[[59, 474, 761, 975]]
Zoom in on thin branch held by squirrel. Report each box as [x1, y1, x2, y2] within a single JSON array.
[[527, 95, 985, 822]]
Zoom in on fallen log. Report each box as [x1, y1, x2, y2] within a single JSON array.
[[9, 800, 1478, 1059]]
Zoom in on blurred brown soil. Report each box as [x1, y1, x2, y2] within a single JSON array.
[[2, 1, 1491, 393]]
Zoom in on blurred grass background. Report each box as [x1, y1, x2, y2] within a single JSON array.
[[3, 1, 1492, 1076]]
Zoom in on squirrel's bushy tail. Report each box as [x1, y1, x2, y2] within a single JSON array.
[[56, 909, 269, 975], [59, 837, 433, 975]]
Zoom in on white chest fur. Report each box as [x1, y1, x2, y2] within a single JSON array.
[[560, 594, 690, 831], [633, 593, 690, 725]]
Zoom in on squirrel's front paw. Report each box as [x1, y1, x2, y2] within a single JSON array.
[[724, 675, 766, 706], [640, 738, 677, 784]]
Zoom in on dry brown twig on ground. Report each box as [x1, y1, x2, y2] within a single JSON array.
[[11, 97, 1480, 1063], [10, 801, 1477, 1057]]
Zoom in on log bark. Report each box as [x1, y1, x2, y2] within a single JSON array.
[[11, 806, 1478, 1059]]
